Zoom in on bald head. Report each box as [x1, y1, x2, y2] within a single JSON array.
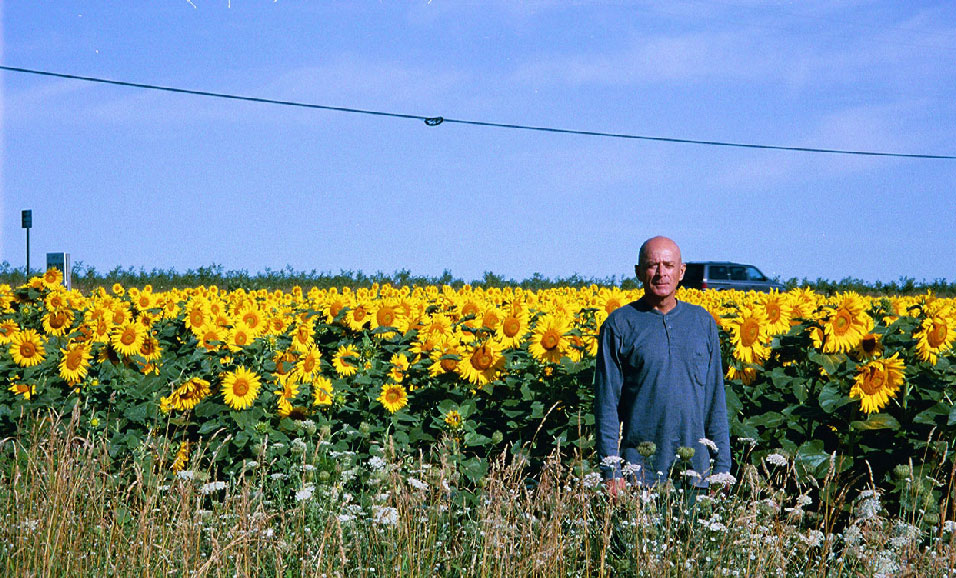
[[638, 236, 682, 267], [635, 236, 685, 310]]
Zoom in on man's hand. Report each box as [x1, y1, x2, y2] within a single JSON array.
[[604, 477, 626, 498]]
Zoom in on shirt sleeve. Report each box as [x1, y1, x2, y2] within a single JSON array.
[[594, 319, 624, 479], [704, 317, 732, 474]]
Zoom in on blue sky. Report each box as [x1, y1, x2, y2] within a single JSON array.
[[2, 2, 954, 284]]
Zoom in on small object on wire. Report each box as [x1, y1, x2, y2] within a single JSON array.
[[424, 116, 444, 126]]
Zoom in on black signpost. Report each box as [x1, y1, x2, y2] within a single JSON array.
[[22, 209, 32, 275]]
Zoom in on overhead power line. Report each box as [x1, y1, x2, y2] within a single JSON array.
[[2, 64, 954, 160]]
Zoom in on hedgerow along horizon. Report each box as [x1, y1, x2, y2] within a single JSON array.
[[1, 260, 954, 296]]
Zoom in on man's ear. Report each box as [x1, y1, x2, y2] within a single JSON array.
[[678, 264, 686, 281], [634, 265, 640, 279]]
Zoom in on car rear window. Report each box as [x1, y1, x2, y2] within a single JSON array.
[[708, 265, 730, 280]]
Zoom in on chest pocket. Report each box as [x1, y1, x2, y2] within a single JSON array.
[[680, 341, 710, 386]]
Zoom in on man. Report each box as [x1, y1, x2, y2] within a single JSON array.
[[594, 236, 731, 495]]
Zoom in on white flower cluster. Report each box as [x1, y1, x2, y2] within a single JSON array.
[[585, 472, 605, 488], [295, 484, 315, 502], [200, 481, 227, 494], [705, 472, 736, 485], [698, 437, 718, 452], [367, 456, 387, 471], [407, 477, 428, 491], [622, 463, 642, 476], [764, 453, 788, 467], [600, 455, 624, 468], [372, 505, 398, 526], [855, 489, 882, 521]]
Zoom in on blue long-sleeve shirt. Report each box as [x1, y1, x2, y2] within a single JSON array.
[[593, 299, 731, 486]]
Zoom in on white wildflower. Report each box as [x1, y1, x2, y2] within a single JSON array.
[[622, 462, 642, 476], [600, 455, 624, 468], [368, 456, 387, 471], [200, 481, 227, 494], [765, 453, 788, 467], [802, 530, 824, 547], [699, 437, 718, 452], [680, 470, 701, 481], [407, 477, 428, 491], [295, 484, 315, 502], [372, 505, 398, 526], [243, 460, 259, 469], [942, 520, 956, 534], [855, 490, 882, 520], [705, 472, 736, 485], [581, 472, 602, 488], [176, 470, 195, 481]]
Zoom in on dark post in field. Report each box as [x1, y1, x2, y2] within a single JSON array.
[[22, 209, 33, 276]]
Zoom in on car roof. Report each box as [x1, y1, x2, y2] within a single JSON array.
[[685, 261, 751, 266]]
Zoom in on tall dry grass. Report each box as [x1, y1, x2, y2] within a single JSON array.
[[1, 412, 954, 577]]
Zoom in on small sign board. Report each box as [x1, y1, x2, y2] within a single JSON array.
[[46, 252, 71, 290], [22, 210, 32, 229]]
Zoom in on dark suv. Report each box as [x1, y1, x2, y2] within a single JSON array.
[[681, 262, 784, 292]]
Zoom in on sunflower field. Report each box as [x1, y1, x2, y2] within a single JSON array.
[[1, 268, 955, 519]]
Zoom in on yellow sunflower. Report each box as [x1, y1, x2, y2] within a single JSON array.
[[290, 318, 315, 351], [10, 329, 46, 367], [420, 313, 453, 339], [226, 325, 254, 352], [729, 306, 770, 365], [184, 300, 209, 333], [170, 441, 191, 472], [377, 382, 408, 413], [371, 300, 403, 336], [758, 291, 792, 336], [139, 335, 162, 362], [852, 333, 883, 360], [914, 312, 955, 365], [272, 349, 298, 382], [42, 267, 63, 289], [294, 346, 322, 381], [58, 342, 92, 384], [821, 294, 871, 354], [273, 378, 300, 405], [388, 352, 410, 383], [221, 366, 262, 411], [236, 306, 265, 337], [528, 314, 571, 364], [444, 409, 463, 429], [457, 341, 504, 387], [196, 324, 226, 352], [8, 381, 36, 400], [849, 353, 905, 414], [324, 294, 350, 324], [726, 365, 757, 386], [345, 303, 371, 332], [0, 319, 20, 344], [312, 376, 334, 407], [332, 345, 361, 377], [160, 377, 212, 413], [111, 321, 147, 357], [429, 337, 463, 377], [496, 307, 529, 350]]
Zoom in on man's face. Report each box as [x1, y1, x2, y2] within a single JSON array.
[[635, 241, 685, 300]]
